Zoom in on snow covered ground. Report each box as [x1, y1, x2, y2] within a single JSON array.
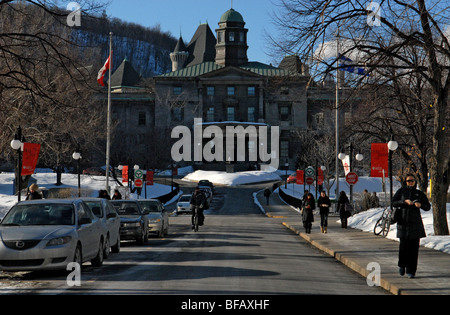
[[1, 168, 449, 254]]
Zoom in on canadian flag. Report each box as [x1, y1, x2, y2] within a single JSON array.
[[97, 55, 111, 86]]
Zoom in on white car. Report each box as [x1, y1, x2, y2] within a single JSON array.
[[137, 199, 169, 238], [176, 194, 192, 214], [0, 199, 106, 271], [82, 198, 121, 257]]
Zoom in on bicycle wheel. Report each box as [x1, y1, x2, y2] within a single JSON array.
[[382, 218, 391, 237], [374, 217, 384, 235], [194, 208, 199, 232]]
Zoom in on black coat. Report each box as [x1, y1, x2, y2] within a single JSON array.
[[392, 186, 431, 239], [317, 196, 331, 215], [337, 194, 349, 217], [302, 197, 315, 222]]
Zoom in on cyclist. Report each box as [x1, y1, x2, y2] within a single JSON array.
[[190, 186, 207, 230]]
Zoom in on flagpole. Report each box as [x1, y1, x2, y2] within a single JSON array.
[[106, 32, 113, 192], [335, 29, 340, 202]]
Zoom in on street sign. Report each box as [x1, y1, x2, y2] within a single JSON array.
[[305, 177, 314, 185], [346, 172, 359, 185], [134, 169, 143, 179], [305, 166, 315, 177], [134, 178, 143, 188]]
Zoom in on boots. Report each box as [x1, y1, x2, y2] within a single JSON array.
[[324, 227, 327, 233]]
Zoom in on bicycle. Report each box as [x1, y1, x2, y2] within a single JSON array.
[[192, 205, 200, 232], [373, 207, 392, 237]]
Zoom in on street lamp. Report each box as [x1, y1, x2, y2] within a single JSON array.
[[72, 148, 81, 197], [388, 139, 398, 210], [10, 127, 23, 202]]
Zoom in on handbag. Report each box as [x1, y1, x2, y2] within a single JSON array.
[[390, 207, 402, 224], [344, 202, 353, 218]]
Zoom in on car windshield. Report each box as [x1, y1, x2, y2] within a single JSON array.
[[112, 202, 141, 215], [1, 204, 75, 226], [84, 201, 103, 218], [139, 201, 159, 213], [179, 196, 190, 202]]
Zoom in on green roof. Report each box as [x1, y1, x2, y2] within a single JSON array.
[[219, 9, 244, 23], [158, 61, 299, 78]]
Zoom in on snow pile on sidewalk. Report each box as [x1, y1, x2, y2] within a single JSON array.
[[348, 206, 450, 254], [183, 170, 281, 186]]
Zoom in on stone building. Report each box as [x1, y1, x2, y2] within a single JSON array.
[[106, 8, 348, 171]]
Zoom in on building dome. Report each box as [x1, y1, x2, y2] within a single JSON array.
[[219, 8, 244, 23]]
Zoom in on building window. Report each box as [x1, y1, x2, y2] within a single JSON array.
[[207, 107, 215, 122], [171, 106, 184, 121], [247, 86, 256, 96], [218, 32, 224, 43], [247, 107, 255, 122], [280, 86, 289, 95], [240, 32, 245, 42], [280, 140, 289, 160], [173, 86, 182, 95], [279, 104, 291, 121], [229, 32, 235, 42], [138, 112, 146, 126], [227, 107, 235, 121], [316, 112, 324, 125], [227, 86, 235, 96], [207, 86, 215, 96]]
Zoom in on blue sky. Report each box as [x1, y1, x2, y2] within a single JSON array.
[[105, 0, 280, 65]]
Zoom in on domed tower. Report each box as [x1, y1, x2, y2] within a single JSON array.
[[215, 8, 248, 67], [170, 36, 189, 71]]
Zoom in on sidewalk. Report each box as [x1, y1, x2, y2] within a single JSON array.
[[256, 189, 450, 295]]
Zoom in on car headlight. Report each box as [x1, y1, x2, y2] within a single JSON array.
[[46, 236, 72, 247], [124, 222, 140, 227]]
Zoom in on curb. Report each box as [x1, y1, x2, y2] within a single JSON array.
[[281, 221, 404, 295]]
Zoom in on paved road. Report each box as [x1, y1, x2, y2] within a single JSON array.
[[0, 182, 387, 295]]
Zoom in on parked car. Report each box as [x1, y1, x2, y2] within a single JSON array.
[[287, 172, 297, 183], [198, 179, 215, 193], [176, 194, 192, 214], [110, 200, 148, 245], [82, 167, 105, 176], [82, 198, 121, 257], [0, 199, 105, 271], [137, 199, 169, 238]]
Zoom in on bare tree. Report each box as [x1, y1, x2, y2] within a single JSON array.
[[0, 1, 109, 183], [270, 0, 449, 235]]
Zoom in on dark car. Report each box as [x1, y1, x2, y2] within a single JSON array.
[[110, 200, 149, 245], [198, 179, 215, 193], [82, 167, 105, 176]]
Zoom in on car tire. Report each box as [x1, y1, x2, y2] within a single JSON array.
[[111, 235, 120, 253], [103, 235, 111, 259], [73, 244, 82, 266], [91, 239, 104, 267]]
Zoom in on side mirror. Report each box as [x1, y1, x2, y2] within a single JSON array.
[[78, 217, 92, 225]]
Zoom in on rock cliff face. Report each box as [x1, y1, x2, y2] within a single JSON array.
[[71, 16, 178, 78]]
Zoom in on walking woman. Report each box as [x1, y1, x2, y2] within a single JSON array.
[[318, 191, 331, 233], [337, 191, 350, 228], [392, 174, 430, 278], [302, 193, 315, 233]]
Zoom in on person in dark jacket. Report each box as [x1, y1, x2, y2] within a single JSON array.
[[302, 193, 315, 234], [317, 191, 331, 233], [392, 174, 431, 278], [190, 187, 207, 229], [337, 191, 350, 228], [263, 188, 271, 205], [26, 183, 42, 200]]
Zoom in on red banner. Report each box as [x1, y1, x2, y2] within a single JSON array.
[[370, 143, 388, 177], [122, 165, 129, 183], [146, 170, 154, 185], [317, 168, 324, 185], [296, 170, 304, 185], [21, 143, 40, 176]]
